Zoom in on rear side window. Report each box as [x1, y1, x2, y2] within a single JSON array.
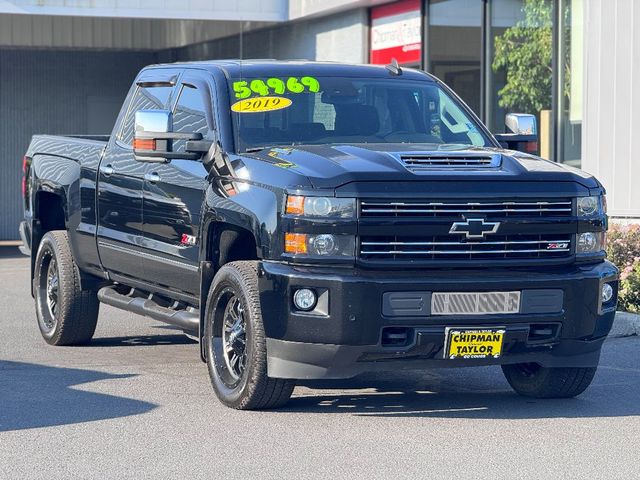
[[119, 85, 173, 145], [172, 84, 212, 153]]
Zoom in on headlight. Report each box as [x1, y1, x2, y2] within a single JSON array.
[[285, 233, 355, 258], [576, 232, 606, 254], [577, 196, 604, 216], [286, 195, 356, 219]]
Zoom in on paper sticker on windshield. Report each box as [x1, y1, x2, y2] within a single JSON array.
[[231, 96, 292, 114], [233, 77, 320, 99]]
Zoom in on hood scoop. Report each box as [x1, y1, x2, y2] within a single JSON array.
[[399, 152, 502, 171]]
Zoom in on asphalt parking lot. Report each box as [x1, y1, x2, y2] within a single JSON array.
[[1, 247, 639, 479]]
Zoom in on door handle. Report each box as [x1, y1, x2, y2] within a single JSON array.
[[144, 172, 161, 184], [101, 164, 114, 176]]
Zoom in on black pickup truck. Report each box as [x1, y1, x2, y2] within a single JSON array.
[[21, 60, 618, 409]]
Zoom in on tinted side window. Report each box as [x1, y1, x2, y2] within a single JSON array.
[[119, 85, 173, 145], [172, 84, 212, 153]]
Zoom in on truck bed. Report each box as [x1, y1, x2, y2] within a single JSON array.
[[26, 134, 108, 162]]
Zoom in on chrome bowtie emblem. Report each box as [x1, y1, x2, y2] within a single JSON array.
[[449, 218, 500, 239]]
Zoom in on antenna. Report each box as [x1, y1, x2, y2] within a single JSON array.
[[385, 58, 402, 76]]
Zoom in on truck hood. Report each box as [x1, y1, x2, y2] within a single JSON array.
[[246, 143, 600, 190]]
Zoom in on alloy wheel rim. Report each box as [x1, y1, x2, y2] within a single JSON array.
[[45, 257, 59, 326], [221, 295, 247, 381]]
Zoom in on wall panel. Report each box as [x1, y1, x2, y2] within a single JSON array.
[[583, 0, 640, 218], [0, 14, 275, 50], [0, 49, 155, 239]]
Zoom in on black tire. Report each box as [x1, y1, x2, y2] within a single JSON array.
[[502, 363, 597, 399], [204, 261, 295, 410], [33, 230, 99, 346]]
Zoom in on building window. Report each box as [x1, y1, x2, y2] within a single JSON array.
[[558, 0, 583, 167], [428, 0, 483, 117], [489, 0, 526, 133], [490, 0, 553, 157]]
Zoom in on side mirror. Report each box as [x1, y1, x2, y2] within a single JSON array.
[[133, 109, 209, 162], [493, 113, 539, 155]]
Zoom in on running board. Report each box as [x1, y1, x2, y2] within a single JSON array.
[[97, 285, 199, 332]]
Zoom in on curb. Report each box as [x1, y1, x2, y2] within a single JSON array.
[[609, 311, 640, 338]]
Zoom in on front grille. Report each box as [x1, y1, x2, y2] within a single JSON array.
[[360, 199, 573, 218], [359, 234, 572, 261], [400, 153, 501, 170]]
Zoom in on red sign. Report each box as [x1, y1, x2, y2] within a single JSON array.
[[370, 0, 422, 65]]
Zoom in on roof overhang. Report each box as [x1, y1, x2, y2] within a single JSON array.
[[289, 0, 392, 20], [0, 0, 287, 22]]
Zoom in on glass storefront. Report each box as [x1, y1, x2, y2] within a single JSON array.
[[369, 0, 582, 165], [489, 0, 527, 133], [558, 0, 583, 167], [490, 0, 553, 157], [428, 0, 482, 116]]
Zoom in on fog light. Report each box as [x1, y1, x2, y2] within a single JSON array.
[[293, 288, 317, 311], [601, 283, 614, 303]]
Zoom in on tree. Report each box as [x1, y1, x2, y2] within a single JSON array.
[[492, 0, 553, 114]]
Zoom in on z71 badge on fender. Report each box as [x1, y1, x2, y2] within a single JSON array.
[[180, 234, 197, 246]]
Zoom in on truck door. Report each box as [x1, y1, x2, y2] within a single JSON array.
[[97, 70, 179, 281], [140, 72, 213, 295]]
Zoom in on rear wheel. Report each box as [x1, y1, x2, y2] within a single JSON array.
[[502, 363, 597, 398], [204, 261, 295, 410], [34, 231, 99, 345]]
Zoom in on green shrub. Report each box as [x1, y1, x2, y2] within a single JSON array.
[[618, 263, 640, 313], [606, 223, 640, 312]]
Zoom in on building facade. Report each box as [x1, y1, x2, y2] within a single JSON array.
[[0, 0, 637, 239]]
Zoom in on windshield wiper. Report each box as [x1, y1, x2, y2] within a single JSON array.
[[245, 143, 304, 153], [245, 146, 273, 153]]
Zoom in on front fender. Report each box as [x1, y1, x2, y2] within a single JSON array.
[[200, 180, 283, 262], [197, 180, 284, 361]]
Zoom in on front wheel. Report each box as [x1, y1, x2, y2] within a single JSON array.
[[204, 261, 295, 410], [502, 363, 597, 399]]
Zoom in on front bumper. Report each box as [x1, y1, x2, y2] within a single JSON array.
[[258, 261, 618, 379]]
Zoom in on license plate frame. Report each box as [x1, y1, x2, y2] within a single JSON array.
[[444, 326, 506, 360]]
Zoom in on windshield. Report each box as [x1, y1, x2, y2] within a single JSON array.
[[228, 75, 492, 153]]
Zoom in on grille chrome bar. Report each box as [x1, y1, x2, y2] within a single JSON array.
[[362, 208, 571, 214], [360, 200, 573, 217], [359, 235, 572, 260], [362, 201, 572, 207], [360, 248, 570, 255], [361, 239, 570, 246]]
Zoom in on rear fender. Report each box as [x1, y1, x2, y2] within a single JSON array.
[[29, 154, 79, 291]]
